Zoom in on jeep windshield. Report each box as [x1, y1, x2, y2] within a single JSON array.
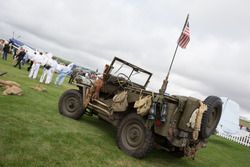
[[107, 57, 152, 88]]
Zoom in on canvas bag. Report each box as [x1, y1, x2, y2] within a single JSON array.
[[134, 95, 152, 116], [112, 91, 128, 112]]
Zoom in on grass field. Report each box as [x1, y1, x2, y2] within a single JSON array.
[[0, 56, 249, 167]]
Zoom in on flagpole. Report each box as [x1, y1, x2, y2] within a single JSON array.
[[181, 14, 190, 34], [159, 14, 189, 95]]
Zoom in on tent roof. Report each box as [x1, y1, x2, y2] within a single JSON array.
[[9, 38, 35, 50]]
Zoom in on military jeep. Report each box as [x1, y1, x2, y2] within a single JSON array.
[[58, 57, 222, 158]]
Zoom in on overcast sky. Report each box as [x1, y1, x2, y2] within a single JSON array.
[[1, 0, 250, 119]]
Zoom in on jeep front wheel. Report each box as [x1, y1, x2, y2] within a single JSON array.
[[117, 113, 154, 158], [58, 89, 84, 120]]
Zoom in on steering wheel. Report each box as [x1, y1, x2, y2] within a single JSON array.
[[116, 73, 133, 88]]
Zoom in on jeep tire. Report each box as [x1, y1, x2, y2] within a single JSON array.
[[58, 89, 84, 120], [200, 96, 222, 139], [117, 113, 154, 158]]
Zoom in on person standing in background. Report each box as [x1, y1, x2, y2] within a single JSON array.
[[12, 46, 17, 59], [14, 48, 26, 69], [46, 57, 58, 84], [55, 63, 76, 86], [27, 51, 35, 72], [39, 52, 53, 84], [2, 41, 10, 60], [28, 51, 44, 79]]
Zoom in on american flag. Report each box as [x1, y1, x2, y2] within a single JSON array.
[[177, 21, 190, 49]]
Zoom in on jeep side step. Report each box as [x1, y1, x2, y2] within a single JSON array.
[[88, 102, 111, 116], [93, 99, 110, 108]]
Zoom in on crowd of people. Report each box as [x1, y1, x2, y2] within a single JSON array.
[[0, 39, 77, 86]]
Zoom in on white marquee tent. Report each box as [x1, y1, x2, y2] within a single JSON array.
[[216, 97, 240, 135]]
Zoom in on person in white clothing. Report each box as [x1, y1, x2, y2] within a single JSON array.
[[28, 51, 37, 76], [29, 52, 44, 79], [39, 53, 52, 83], [26, 49, 36, 72], [46, 58, 58, 84]]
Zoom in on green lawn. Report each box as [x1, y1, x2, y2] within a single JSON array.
[[0, 56, 249, 167]]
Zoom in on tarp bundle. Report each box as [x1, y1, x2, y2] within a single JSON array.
[[0, 79, 23, 96]]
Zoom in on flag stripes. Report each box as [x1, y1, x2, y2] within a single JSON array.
[[178, 22, 190, 49]]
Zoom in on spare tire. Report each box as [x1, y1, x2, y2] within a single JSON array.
[[200, 96, 222, 139], [58, 89, 84, 120]]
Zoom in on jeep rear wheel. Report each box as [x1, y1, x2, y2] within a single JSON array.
[[117, 113, 154, 158], [200, 96, 222, 139], [58, 89, 84, 120]]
